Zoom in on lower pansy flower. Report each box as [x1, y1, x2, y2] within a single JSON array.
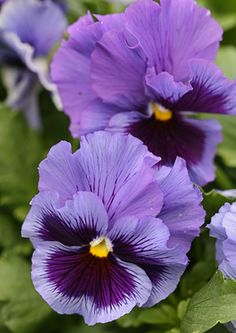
[[22, 132, 205, 324], [0, 0, 67, 128]]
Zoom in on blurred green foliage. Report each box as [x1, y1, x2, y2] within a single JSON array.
[[0, 0, 236, 332]]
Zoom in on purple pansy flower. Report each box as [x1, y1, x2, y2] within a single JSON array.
[[0, 0, 67, 127], [51, 0, 236, 186], [208, 202, 236, 280], [22, 132, 205, 324]]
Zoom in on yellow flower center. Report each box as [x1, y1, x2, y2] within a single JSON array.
[[152, 103, 172, 121], [89, 237, 112, 258]]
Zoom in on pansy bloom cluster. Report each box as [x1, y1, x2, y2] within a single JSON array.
[[52, 0, 236, 186], [17, 0, 236, 329], [22, 132, 205, 324]]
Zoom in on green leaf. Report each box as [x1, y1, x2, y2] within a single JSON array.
[[180, 261, 216, 298], [0, 255, 51, 333], [0, 104, 44, 219], [216, 46, 236, 80], [177, 300, 189, 321], [181, 271, 236, 333], [116, 308, 142, 328], [138, 304, 178, 326], [217, 115, 236, 168], [202, 190, 234, 221], [198, 112, 236, 170]]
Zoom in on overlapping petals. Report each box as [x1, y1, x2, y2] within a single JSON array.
[[22, 132, 205, 324], [38, 132, 163, 224], [208, 202, 236, 280], [52, 0, 236, 186]]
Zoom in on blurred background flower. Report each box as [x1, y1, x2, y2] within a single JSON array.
[[0, 0, 67, 128]]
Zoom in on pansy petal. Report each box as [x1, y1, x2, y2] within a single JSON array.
[[109, 216, 171, 259], [125, 0, 222, 81], [146, 70, 192, 109], [110, 216, 186, 264], [91, 30, 147, 109], [38, 133, 162, 223], [143, 262, 187, 306], [67, 13, 124, 55], [38, 141, 87, 203], [110, 110, 221, 185], [51, 17, 122, 137], [2, 68, 41, 129], [51, 45, 120, 136], [186, 118, 222, 185], [208, 202, 236, 280], [51, 43, 96, 125], [76, 132, 162, 224], [176, 60, 236, 115], [156, 157, 205, 252], [32, 242, 152, 325], [66, 13, 100, 55], [220, 239, 236, 280], [95, 13, 125, 31], [22, 191, 108, 247], [0, 29, 62, 110], [72, 99, 121, 137], [209, 202, 235, 241], [108, 111, 148, 133], [0, 0, 67, 56], [109, 216, 187, 305]]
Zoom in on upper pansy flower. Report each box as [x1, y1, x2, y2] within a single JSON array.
[[0, 0, 67, 127], [208, 202, 236, 280], [51, 0, 236, 186], [22, 132, 205, 325]]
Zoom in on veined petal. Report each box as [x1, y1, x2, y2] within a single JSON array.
[[109, 216, 171, 260], [32, 242, 152, 325], [156, 157, 205, 253], [109, 215, 187, 305], [125, 0, 222, 81], [186, 118, 222, 185], [145, 70, 192, 109], [143, 262, 187, 306], [220, 239, 236, 280], [176, 60, 236, 115], [208, 202, 236, 280], [51, 15, 123, 137], [76, 132, 162, 224], [91, 30, 147, 109], [38, 141, 87, 203], [109, 110, 222, 185], [22, 191, 108, 247], [38, 133, 162, 224]]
